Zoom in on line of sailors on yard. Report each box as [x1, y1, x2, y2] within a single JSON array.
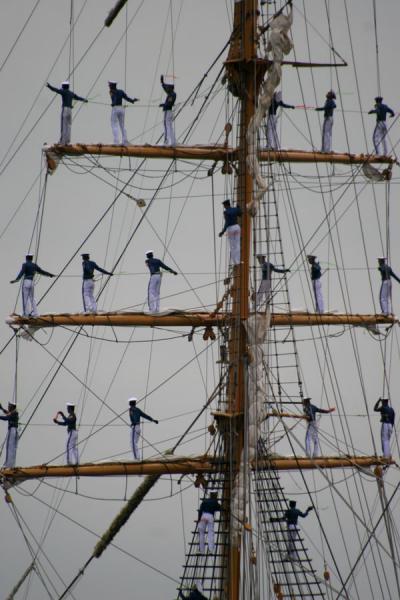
[[260, 90, 395, 155], [45, 80, 395, 157], [0, 394, 394, 473], [0, 396, 158, 469], [10, 251, 177, 317], [0, 392, 394, 585], [46, 76, 176, 147], [10, 203, 400, 318]]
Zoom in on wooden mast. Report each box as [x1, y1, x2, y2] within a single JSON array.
[[224, 1, 260, 598]]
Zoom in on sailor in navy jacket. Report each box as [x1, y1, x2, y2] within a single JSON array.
[[53, 402, 78, 465], [374, 397, 395, 458], [270, 500, 314, 558], [10, 254, 54, 316], [307, 255, 324, 313], [46, 81, 88, 144], [81, 253, 113, 313], [369, 97, 395, 155], [145, 251, 177, 313], [377, 257, 400, 315], [255, 253, 290, 309], [197, 490, 221, 554], [303, 397, 335, 458], [0, 401, 19, 468], [266, 90, 295, 150], [160, 75, 177, 146], [108, 81, 139, 145], [315, 90, 336, 152], [128, 397, 158, 460], [219, 199, 242, 266]]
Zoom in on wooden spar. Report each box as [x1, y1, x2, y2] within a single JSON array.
[[44, 143, 394, 172], [104, 0, 128, 27], [0, 456, 393, 481], [7, 311, 397, 329]]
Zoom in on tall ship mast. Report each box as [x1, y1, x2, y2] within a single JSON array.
[[1, 1, 399, 599]]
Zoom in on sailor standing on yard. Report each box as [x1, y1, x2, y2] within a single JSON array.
[[53, 402, 78, 465], [368, 97, 395, 156], [374, 398, 395, 459], [270, 500, 313, 560], [160, 75, 176, 146], [128, 397, 158, 461], [145, 251, 177, 313], [255, 254, 290, 309], [81, 253, 113, 314], [46, 81, 88, 144], [198, 490, 221, 554], [10, 254, 55, 317], [315, 90, 336, 152], [303, 397, 335, 458], [265, 91, 295, 150], [0, 401, 19, 468], [219, 199, 242, 266], [377, 257, 400, 316], [307, 255, 324, 313], [108, 81, 139, 145]]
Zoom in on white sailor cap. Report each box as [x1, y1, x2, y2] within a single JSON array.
[[66, 402, 75, 407], [302, 397, 311, 401], [128, 396, 138, 404], [256, 253, 266, 258], [209, 489, 218, 495], [61, 81, 70, 86], [377, 256, 387, 261], [108, 80, 117, 85], [26, 253, 34, 259]]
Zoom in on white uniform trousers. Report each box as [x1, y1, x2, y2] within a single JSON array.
[[379, 280, 392, 315], [373, 122, 388, 156], [312, 279, 324, 313], [226, 224, 241, 265], [163, 110, 176, 146], [287, 524, 298, 557], [22, 279, 38, 316], [111, 106, 129, 145], [4, 427, 18, 468], [66, 430, 78, 465], [321, 116, 333, 152], [60, 106, 72, 144], [256, 279, 272, 310], [266, 115, 280, 149], [131, 424, 141, 460], [198, 512, 215, 553], [82, 279, 97, 313], [305, 421, 320, 458], [148, 273, 161, 312], [381, 423, 393, 458]]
